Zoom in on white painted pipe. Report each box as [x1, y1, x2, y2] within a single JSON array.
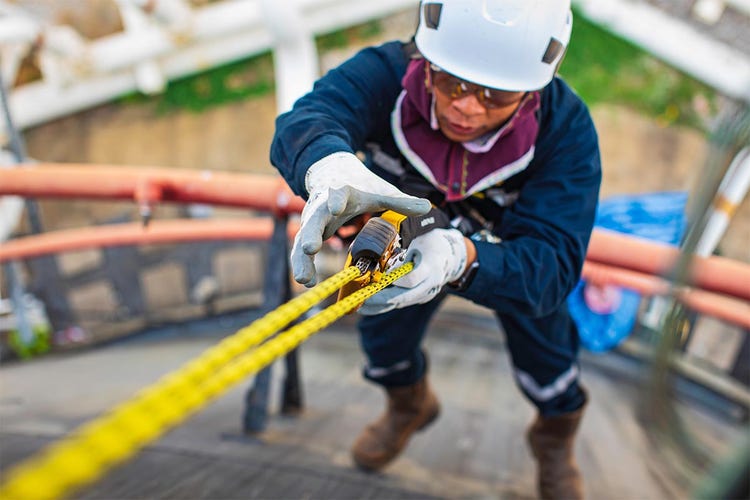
[[36, 26, 88, 89], [727, 0, 750, 16], [2, 0, 416, 133], [573, 0, 750, 103], [695, 147, 750, 257], [261, 0, 319, 113], [3, 0, 746, 138], [0, 13, 39, 89], [0, 195, 23, 243], [93, 0, 415, 73], [691, 0, 750, 23], [296, 0, 417, 34], [644, 147, 749, 329], [692, 0, 726, 24], [8, 28, 273, 130], [0, 0, 38, 18], [89, 1, 263, 74], [128, 0, 194, 28], [0, 16, 39, 44], [1, 44, 28, 95], [114, 0, 169, 94], [134, 59, 167, 95], [0, 150, 23, 243], [115, 0, 151, 31]]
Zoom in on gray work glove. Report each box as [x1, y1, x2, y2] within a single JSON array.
[[293, 152, 431, 286], [359, 228, 468, 315]]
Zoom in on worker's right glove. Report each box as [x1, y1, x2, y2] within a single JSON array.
[[293, 152, 431, 286], [359, 228, 469, 315]]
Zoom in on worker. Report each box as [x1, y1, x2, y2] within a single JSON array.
[[270, 1, 601, 498]]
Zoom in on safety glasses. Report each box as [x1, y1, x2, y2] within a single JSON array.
[[430, 64, 525, 110]]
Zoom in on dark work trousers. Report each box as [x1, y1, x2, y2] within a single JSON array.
[[357, 292, 587, 416]]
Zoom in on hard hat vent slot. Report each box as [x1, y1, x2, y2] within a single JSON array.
[[542, 38, 563, 64], [423, 3, 443, 30]]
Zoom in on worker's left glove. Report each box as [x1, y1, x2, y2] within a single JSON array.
[[293, 152, 431, 287], [359, 228, 468, 315]]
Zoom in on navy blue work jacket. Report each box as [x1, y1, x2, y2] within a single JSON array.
[[270, 41, 602, 319]]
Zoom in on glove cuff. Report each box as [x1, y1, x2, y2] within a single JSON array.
[[442, 229, 469, 283], [448, 260, 479, 291]]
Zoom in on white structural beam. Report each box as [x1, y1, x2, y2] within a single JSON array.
[[1, 0, 749, 142], [0, 0, 419, 139], [573, 0, 750, 103], [696, 147, 750, 257], [0, 149, 24, 245], [693, 0, 750, 23], [261, 0, 319, 113], [727, 0, 750, 16]]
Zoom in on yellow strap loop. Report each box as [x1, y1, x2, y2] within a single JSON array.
[[0, 263, 412, 500]]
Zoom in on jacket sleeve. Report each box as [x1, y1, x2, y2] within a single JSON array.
[[457, 79, 602, 318], [270, 41, 408, 198]]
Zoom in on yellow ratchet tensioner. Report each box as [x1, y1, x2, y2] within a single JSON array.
[[336, 207, 451, 311], [337, 210, 408, 309]]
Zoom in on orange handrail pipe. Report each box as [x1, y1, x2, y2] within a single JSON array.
[[0, 219, 300, 262], [1, 218, 748, 329], [587, 229, 750, 302], [2, 163, 749, 302], [581, 261, 750, 330], [0, 163, 306, 215]]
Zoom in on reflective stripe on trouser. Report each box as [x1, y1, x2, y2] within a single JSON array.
[[358, 291, 586, 415], [497, 302, 586, 416]]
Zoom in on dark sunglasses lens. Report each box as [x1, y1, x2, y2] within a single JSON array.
[[483, 89, 525, 109], [432, 68, 522, 109], [484, 91, 509, 109], [433, 72, 463, 97]]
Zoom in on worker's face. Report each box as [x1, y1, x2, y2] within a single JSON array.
[[431, 66, 526, 143]]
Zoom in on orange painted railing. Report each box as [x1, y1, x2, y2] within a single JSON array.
[[581, 261, 750, 329], [2, 162, 749, 328], [587, 229, 750, 303], [0, 219, 300, 262], [1, 217, 748, 328], [0, 163, 305, 215]]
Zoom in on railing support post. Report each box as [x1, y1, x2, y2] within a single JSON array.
[[242, 213, 301, 433]]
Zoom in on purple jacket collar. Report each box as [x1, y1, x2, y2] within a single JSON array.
[[391, 59, 540, 201]]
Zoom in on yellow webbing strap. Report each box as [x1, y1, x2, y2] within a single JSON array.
[[0, 263, 413, 500]]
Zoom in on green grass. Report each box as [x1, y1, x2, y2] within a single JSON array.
[[119, 53, 276, 113], [316, 20, 383, 51], [121, 13, 717, 130], [560, 10, 718, 129], [118, 20, 383, 114]]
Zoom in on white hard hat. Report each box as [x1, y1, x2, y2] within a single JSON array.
[[415, 0, 573, 91]]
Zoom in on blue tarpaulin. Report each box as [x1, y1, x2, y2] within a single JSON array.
[[569, 191, 689, 352]]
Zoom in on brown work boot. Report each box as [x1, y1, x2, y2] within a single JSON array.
[[351, 377, 440, 471], [526, 403, 586, 500]]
